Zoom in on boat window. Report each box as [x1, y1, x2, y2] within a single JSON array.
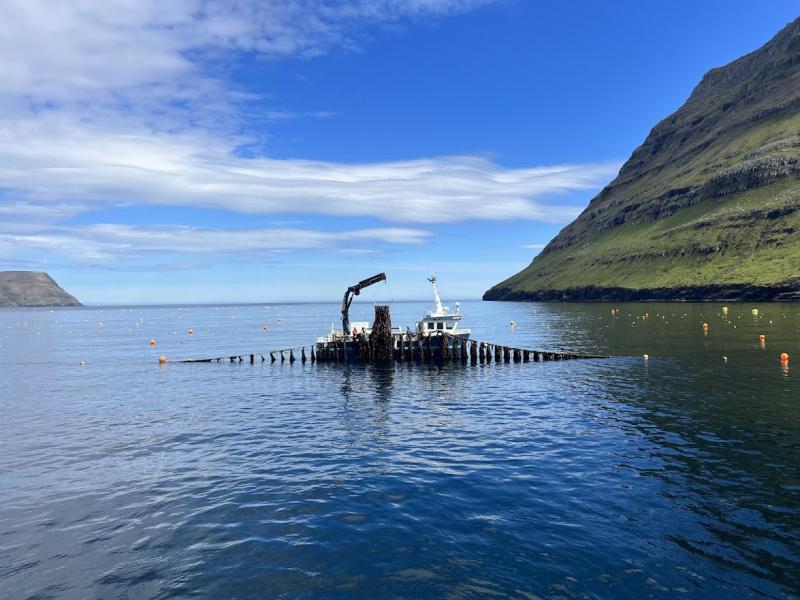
[[427, 322, 434, 330], [437, 322, 444, 330], [446, 322, 454, 329]]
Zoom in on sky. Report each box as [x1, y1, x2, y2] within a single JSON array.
[[0, 0, 797, 304]]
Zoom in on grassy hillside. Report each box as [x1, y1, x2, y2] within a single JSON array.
[[486, 17, 800, 302]]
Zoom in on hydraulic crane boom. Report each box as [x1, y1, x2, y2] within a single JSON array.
[[342, 272, 387, 336]]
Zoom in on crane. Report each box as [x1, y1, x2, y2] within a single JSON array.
[[341, 272, 386, 337]]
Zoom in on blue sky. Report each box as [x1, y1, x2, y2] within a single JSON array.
[[0, 0, 797, 304]]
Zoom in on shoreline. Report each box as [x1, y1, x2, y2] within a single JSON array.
[[483, 284, 800, 302]]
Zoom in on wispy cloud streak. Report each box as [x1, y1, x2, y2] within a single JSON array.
[[0, 224, 431, 263], [0, 118, 619, 223]]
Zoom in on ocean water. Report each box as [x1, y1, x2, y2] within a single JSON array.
[[1, 300, 798, 599]]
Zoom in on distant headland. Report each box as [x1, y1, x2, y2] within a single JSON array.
[[0, 271, 82, 307]]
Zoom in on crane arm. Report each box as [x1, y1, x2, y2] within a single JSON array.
[[342, 272, 387, 336]]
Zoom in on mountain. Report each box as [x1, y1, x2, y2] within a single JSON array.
[[485, 17, 800, 302], [0, 272, 82, 307]]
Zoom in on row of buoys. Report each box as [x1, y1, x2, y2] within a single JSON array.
[[642, 353, 789, 363]]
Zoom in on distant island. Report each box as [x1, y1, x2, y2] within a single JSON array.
[[485, 17, 800, 302], [0, 272, 82, 307]]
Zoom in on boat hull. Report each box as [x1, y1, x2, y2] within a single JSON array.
[[315, 332, 470, 363]]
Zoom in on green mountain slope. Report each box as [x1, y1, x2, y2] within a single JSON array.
[[0, 271, 82, 307], [485, 17, 800, 302]]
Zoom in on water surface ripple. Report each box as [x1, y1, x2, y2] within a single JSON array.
[[1, 301, 799, 598]]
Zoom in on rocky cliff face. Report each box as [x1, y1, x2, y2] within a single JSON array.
[[0, 272, 82, 307], [486, 17, 800, 302]]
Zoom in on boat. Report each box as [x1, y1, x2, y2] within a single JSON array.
[[314, 274, 469, 356], [415, 276, 470, 338]]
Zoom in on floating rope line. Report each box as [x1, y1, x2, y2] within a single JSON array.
[[168, 331, 609, 366]]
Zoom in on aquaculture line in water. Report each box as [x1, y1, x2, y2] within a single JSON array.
[[168, 305, 608, 366]]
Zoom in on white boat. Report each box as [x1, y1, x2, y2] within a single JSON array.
[[415, 276, 470, 338]]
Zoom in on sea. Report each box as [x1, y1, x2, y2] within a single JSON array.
[[1, 300, 798, 599]]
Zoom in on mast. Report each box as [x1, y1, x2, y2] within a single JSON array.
[[428, 275, 444, 315]]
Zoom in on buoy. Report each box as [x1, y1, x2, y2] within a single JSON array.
[[702, 323, 709, 333], [722, 306, 728, 313], [188, 329, 193, 336], [751, 308, 759, 316], [643, 354, 649, 361], [159, 355, 167, 365], [262, 325, 269, 332], [723, 356, 728, 363], [80, 360, 85, 366], [780, 353, 789, 363], [149, 339, 156, 348]]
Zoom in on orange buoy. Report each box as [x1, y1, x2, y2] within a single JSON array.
[[149, 339, 156, 348], [759, 335, 766, 340], [159, 355, 167, 365], [702, 323, 709, 333], [780, 353, 789, 363]]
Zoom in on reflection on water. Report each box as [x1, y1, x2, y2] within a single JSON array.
[[0, 301, 798, 598]]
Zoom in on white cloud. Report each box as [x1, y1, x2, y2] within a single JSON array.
[[0, 0, 495, 111], [0, 224, 431, 264], [0, 116, 619, 223], [0, 0, 621, 272]]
